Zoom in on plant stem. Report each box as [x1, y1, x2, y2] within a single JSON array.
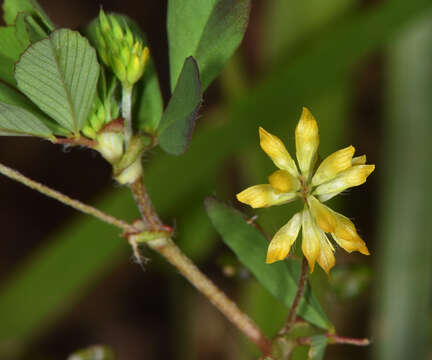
[[147, 237, 271, 354], [129, 177, 163, 231], [130, 177, 271, 355], [0, 162, 135, 233], [298, 334, 370, 346], [122, 85, 133, 147], [283, 257, 308, 333]]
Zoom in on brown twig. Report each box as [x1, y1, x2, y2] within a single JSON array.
[[130, 177, 272, 355], [283, 256, 308, 333], [54, 137, 97, 148]]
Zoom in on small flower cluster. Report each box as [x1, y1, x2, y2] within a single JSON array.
[[237, 108, 374, 274], [82, 95, 119, 140], [96, 10, 150, 87]]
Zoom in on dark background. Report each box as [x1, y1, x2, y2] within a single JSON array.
[[0, 0, 431, 359]]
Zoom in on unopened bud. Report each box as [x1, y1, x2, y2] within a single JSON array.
[[82, 125, 98, 140], [96, 132, 124, 163], [127, 46, 149, 85]]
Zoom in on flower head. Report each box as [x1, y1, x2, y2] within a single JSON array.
[[236, 107, 374, 274]]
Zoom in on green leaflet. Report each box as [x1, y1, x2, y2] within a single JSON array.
[[2, 0, 54, 30], [0, 101, 53, 138], [307, 335, 328, 360], [0, 82, 69, 136], [0, 27, 27, 86], [15, 29, 100, 134], [15, 12, 49, 45], [205, 198, 331, 330], [167, 0, 251, 91], [158, 57, 202, 155]]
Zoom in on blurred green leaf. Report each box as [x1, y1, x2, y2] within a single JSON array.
[[205, 198, 331, 330], [2, 0, 54, 30], [15, 12, 49, 45], [373, 10, 432, 360], [307, 335, 327, 360], [85, 14, 163, 133], [67, 345, 116, 360], [262, 0, 356, 62], [15, 29, 100, 133], [167, 0, 251, 91], [0, 27, 27, 86], [158, 57, 202, 155], [0, 102, 53, 137]]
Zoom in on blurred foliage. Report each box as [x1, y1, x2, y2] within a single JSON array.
[[0, 0, 432, 359], [373, 10, 432, 360]]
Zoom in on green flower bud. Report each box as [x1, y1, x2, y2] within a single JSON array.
[[127, 46, 149, 85], [110, 101, 120, 119], [120, 46, 131, 67], [112, 58, 127, 84], [124, 25, 134, 48], [110, 16, 124, 42], [98, 9, 111, 34], [82, 125, 98, 139]]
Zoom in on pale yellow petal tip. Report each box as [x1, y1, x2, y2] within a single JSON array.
[[266, 252, 282, 264], [352, 154, 367, 165], [360, 245, 370, 256]]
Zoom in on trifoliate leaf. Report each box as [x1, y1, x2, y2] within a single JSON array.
[[15, 29, 100, 134]]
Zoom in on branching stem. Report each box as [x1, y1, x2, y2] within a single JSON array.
[[0, 162, 135, 233], [129, 176, 271, 355]]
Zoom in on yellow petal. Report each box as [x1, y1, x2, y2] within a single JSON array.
[[266, 212, 302, 264], [311, 146, 355, 186], [268, 170, 300, 193], [295, 107, 319, 180], [307, 195, 337, 233], [236, 184, 297, 208], [332, 234, 370, 255], [259, 127, 299, 177], [332, 210, 361, 242], [352, 155, 366, 165], [301, 208, 321, 272], [317, 232, 336, 275], [314, 164, 375, 197]]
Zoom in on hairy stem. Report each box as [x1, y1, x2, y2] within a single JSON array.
[[298, 334, 370, 346], [0, 162, 135, 233], [147, 237, 271, 354], [122, 85, 133, 147], [283, 257, 308, 333]]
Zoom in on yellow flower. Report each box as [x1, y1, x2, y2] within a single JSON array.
[[236, 107, 374, 274]]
